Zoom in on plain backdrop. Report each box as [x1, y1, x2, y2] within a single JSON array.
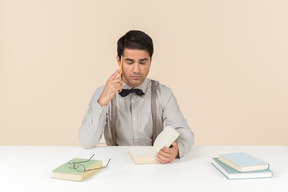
[[0, 0, 287, 145]]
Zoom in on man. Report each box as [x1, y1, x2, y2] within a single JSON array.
[[79, 30, 194, 164]]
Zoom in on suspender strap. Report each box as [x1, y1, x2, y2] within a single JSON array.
[[111, 96, 117, 146], [151, 80, 158, 144]]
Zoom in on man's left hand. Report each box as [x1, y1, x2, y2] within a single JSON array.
[[156, 142, 179, 164]]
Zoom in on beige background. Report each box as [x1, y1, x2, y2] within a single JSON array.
[[0, 0, 287, 146]]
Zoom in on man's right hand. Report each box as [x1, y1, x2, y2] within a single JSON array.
[[97, 69, 123, 106]]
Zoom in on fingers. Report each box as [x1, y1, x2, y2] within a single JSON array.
[[156, 142, 178, 164], [106, 69, 123, 94], [108, 68, 121, 81], [98, 69, 123, 106], [114, 79, 123, 93], [109, 69, 122, 91], [157, 149, 172, 164]]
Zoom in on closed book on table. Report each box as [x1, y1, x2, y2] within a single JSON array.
[[212, 158, 273, 180], [218, 152, 269, 172], [52, 158, 103, 182]]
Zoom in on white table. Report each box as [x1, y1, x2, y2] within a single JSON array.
[[1, 146, 287, 192]]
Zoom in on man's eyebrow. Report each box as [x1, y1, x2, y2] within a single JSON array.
[[125, 58, 134, 62], [125, 58, 148, 62]]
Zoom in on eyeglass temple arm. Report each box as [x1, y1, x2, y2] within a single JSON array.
[[84, 158, 111, 172], [103, 158, 111, 168]]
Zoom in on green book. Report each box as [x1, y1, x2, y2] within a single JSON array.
[[212, 158, 273, 180], [52, 158, 103, 182]]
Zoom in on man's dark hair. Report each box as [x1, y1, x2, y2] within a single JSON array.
[[117, 30, 154, 59]]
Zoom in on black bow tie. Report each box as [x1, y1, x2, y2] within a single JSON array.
[[119, 88, 145, 97]]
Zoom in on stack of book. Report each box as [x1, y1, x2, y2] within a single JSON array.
[[212, 152, 273, 180]]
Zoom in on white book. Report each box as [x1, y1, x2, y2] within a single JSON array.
[[129, 125, 180, 164], [218, 152, 269, 172]]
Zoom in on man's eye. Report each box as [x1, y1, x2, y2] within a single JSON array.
[[140, 62, 146, 65]]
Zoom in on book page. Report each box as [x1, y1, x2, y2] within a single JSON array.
[[130, 146, 156, 157], [153, 125, 180, 152]]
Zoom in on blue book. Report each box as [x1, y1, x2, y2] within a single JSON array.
[[218, 152, 269, 172], [212, 158, 273, 180]]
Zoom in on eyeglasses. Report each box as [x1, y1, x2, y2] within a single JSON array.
[[67, 154, 111, 172]]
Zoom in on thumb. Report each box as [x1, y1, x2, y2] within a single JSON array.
[[171, 142, 177, 148], [118, 86, 123, 93]]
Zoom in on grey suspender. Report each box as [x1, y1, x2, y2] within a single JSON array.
[[111, 96, 117, 146], [110, 80, 161, 146], [151, 80, 158, 144]]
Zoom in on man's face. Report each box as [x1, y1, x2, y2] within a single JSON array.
[[118, 48, 151, 88]]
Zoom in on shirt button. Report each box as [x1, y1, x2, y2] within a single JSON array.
[[133, 117, 136, 121], [132, 100, 134, 103]]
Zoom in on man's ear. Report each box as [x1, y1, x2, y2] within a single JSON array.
[[116, 56, 120, 66]]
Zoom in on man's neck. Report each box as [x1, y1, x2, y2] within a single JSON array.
[[122, 79, 146, 88]]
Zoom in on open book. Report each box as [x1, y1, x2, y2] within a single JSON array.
[[129, 125, 180, 164]]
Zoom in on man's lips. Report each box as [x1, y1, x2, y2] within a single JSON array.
[[131, 76, 141, 78]]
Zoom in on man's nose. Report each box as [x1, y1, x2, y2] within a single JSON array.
[[133, 63, 140, 73]]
